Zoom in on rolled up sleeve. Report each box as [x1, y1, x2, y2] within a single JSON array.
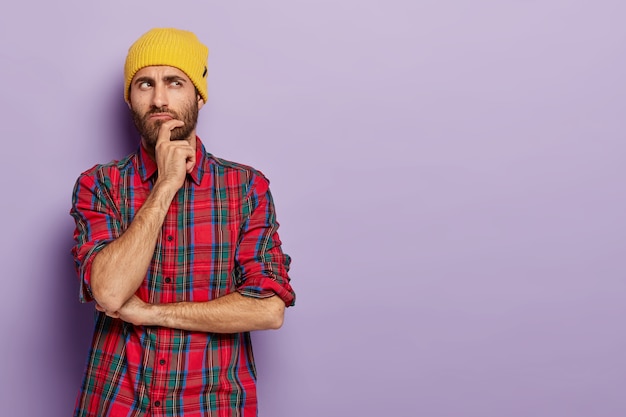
[[235, 174, 295, 307], [69, 168, 122, 303]]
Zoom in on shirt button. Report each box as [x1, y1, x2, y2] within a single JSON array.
[[160, 359, 166, 365], [167, 235, 173, 241], [164, 277, 171, 284], [154, 401, 161, 407]]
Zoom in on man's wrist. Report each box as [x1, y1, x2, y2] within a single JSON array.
[[142, 302, 161, 327], [148, 180, 180, 210]]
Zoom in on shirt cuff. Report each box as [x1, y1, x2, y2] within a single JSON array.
[[237, 277, 296, 307]]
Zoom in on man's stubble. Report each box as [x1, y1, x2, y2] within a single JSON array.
[[131, 98, 199, 150]]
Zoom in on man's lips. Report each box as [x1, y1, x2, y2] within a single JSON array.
[[149, 113, 175, 121]]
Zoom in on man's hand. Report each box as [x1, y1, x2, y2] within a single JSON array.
[[154, 120, 196, 189], [96, 295, 153, 326]]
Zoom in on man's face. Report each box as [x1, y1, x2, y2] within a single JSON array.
[[128, 65, 204, 149]]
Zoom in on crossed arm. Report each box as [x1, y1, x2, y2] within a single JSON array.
[[86, 120, 286, 333], [98, 293, 284, 332]]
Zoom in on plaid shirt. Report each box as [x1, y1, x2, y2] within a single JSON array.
[[70, 137, 295, 417]]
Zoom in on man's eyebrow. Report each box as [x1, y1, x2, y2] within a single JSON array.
[[133, 76, 154, 85], [163, 75, 187, 83]]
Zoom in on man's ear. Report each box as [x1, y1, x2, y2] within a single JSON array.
[[198, 96, 205, 110]]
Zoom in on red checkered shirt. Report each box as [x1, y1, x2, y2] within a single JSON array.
[[70, 137, 295, 416]]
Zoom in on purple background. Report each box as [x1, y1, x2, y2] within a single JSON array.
[[1, 1, 625, 416]]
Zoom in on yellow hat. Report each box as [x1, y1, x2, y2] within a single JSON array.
[[124, 28, 209, 103]]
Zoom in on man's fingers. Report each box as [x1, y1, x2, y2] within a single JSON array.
[[156, 119, 185, 145], [152, 119, 195, 187], [186, 154, 196, 173]]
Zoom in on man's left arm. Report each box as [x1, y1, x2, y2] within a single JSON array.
[[103, 292, 285, 332], [111, 173, 295, 333]]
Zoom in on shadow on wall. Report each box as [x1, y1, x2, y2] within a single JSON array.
[[109, 81, 140, 157], [49, 218, 94, 414]]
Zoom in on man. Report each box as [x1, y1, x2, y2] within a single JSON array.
[[70, 28, 295, 417]]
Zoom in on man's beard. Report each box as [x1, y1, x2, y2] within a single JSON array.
[[131, 99, 199, 149]]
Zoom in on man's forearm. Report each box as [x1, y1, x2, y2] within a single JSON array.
[[91, 181, 178, 312], [119, 293, 285, 333]]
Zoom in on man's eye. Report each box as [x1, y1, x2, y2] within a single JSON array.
[[139, 82, 152, 89], [170, 81, 182, 87]]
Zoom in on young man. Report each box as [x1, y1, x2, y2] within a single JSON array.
[[70, 28, 295, 416]]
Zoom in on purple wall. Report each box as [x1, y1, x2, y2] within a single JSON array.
[[1, 1, 625, 416]]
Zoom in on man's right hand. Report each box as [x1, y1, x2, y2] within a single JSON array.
[[154, 120, 196, 190]]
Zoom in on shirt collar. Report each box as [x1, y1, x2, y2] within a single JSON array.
[[136, 136, 206, 185]]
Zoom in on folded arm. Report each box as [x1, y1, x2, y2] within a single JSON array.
[[97, 171, 294, 332], [104, 292, 285, 332], [107, 171, 293, 332]]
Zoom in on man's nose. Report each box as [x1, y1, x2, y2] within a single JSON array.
[[151, 83, 168, 108]]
